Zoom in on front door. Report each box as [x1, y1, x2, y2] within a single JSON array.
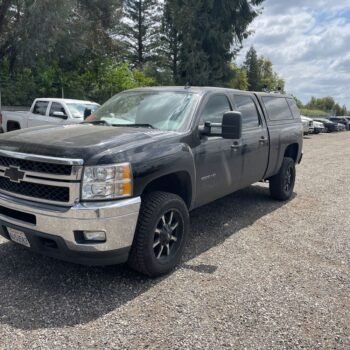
[[233, 94, 269, 186], [194, 94, 244, 207]]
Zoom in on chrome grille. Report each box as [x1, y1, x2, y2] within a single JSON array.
[[0, 150, 83, 206], [0, 156, 72, 175], [0, 177, 70, 202]]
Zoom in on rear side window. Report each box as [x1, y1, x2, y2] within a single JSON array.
[[262, 97, 294, 121], [234, 95, 260, 129], [286, 98, 300, 118], [33, 101, 49, 116]]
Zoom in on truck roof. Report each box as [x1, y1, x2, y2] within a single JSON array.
[[34, 98, 99, 105], [123, 86, 293, 99]]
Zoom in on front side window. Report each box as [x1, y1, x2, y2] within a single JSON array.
[[200, 95, 231, 125], [49, 102, 66, 117], [33, 101, 49, 116], [67, 103, 99, 118], [234, 95, 260, 129], [94, 91, 199, 131]]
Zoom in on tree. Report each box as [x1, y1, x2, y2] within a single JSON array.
[[227, 64, 248, 90], [119, 0, 160, 68], [258, 57, 285, 92], [159, 0, 181, 83], [0, 0, 122, 71], [292, 95, 304, 109], [302, 96, 349, 116], [243, 46, 260, 90], [243, 47, 285, 92], [165, 0, 264, 86], [0, 0, 11, 35]]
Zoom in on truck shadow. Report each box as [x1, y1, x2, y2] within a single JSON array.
[[0, 184, 291, 330]]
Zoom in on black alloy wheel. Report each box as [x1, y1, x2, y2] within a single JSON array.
[[269, 157, 296, 201], [153, 209, 183, 261], [128, 191, 189, 277]]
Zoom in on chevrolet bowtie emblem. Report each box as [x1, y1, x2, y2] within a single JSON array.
[[4, 166, 25, 183]]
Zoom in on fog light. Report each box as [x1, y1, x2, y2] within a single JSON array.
[[83, 231, 106, 242]]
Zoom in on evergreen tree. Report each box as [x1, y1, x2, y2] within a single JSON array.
[[160, 0, 181, 82], [169, 0, 264, 86], [119, 0, 160, 68], [243, 46, 260, 90], [0, 0, 122, 70]]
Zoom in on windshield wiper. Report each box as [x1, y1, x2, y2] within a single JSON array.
[[112, 123, 156, 129], [83, 120, 111, 126]]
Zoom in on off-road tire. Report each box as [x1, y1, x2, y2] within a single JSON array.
[[128, 191, 189, 277], [269, 157, 296, 201]]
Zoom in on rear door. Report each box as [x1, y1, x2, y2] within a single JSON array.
[[232, 94, 269, 186], [27, 101, 50, 127]]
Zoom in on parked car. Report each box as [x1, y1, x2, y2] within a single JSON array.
[[301, 116, 314, 134], [0, 87, 303, 276], [312, 120, 325, 134], [0, 98, 100, 132], [328, 117, 350, 131], [301, 118, 310, 135], [313, 118, 338, 133], [336, 122, 346, 131]]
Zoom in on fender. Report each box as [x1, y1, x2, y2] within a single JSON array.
[[87, 136, 197, 208]]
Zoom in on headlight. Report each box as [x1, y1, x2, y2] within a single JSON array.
[[82, 163, 132, 200]]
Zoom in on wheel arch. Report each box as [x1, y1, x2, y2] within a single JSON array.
[[7, 121, 21, 131], [141, 171, 193, 209], [284, 143, 299, 163]]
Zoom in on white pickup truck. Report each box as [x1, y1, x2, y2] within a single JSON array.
[[0, 98, 100, 132]]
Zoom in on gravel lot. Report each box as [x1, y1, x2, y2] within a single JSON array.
[[0, 132, 349, 350]]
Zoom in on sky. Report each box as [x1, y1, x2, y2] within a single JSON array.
[[237, 0, 350, 108]]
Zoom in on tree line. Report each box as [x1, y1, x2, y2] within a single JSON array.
[[295, 96, 349, 117], [0, 0, 279, 106], [0, 0, 347, 117]]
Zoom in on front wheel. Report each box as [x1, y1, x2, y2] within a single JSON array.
[[128, 191, 189, 277], [269, 157, 296, 201]]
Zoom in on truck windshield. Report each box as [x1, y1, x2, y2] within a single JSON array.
[[93, 91, 199, 131]]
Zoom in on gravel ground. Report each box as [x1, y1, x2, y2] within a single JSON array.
[[0, 132, 349, 350]]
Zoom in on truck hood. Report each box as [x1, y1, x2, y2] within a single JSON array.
[[0, 124, 177, 162]]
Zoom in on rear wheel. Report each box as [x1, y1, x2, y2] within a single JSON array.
[[269, 157, 296, 201], [128, 191, 189, 277]]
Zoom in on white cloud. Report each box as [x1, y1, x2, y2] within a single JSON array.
[[237, 0, 350, 108]]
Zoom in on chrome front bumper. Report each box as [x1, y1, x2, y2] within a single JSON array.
[[0, 192, 141, 254]]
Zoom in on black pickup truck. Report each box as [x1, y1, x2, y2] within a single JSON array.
[[0, 87, 303, 276]]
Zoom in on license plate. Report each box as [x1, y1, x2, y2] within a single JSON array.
[[7, 227, 30, 248]]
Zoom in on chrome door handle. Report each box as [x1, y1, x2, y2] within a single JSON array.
[[231, 141, 242, 151], [259, 136, 266, 144]]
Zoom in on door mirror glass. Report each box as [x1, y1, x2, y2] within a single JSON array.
[[52, 111, 68, 120], [222, 111, 242, 139]]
